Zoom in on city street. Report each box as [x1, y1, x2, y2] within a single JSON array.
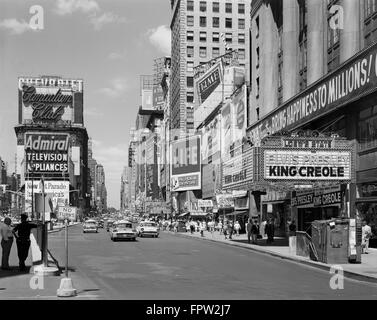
[[43, 225, 377, 300]]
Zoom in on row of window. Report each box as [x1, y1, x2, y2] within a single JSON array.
[[187, 1, 245, 14], [187, 46, 245, 59], [187, 31, 245, 43], [187, 15, 245, 29]]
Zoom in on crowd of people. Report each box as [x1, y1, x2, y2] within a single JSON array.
[[156, 217, 281, 244]]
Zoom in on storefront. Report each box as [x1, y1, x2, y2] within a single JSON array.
[[291, 186, 344, 236]]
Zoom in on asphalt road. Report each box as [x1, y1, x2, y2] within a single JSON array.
[[48, 224, 377, 300]]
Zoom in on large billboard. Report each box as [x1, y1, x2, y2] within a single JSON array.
[[221, 85, 247, 162], [170, 135, 201, 192], [25, 180, 69, 213], [24, 132, 69, 177], [18, 76, 84, 126]]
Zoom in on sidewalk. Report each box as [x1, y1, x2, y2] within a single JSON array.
[[165, 230, 377, 284], [0, 222, 98, 299]]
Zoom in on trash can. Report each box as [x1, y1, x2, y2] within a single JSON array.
[[311, 219, 361, 264]]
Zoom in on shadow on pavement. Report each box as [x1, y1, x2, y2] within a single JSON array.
[[231, 237, 289, 247], [0, 266, 31, 279]]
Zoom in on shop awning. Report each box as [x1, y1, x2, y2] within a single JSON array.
[[190, 212, 210, 217], [179, 212, 189, 217], [225, 210, 248, 216], [262, 200, 287, 204]]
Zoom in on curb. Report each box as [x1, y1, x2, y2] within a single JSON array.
[[165, 231, 377, 284], [48, 223, 80, 234]]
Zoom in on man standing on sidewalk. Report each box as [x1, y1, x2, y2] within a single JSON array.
[[12, 214, 38, 271], [1, 217, 14, 270], [246, 219, 252, 244], [362, 221, 372, 254]]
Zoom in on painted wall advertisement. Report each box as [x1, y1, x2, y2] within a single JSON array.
[[25, 180, 69, 213], [221, 85, 247, 162], [25, 132, 69, 176], [18, 76, 83, 126], [170, 136, 201, 192]]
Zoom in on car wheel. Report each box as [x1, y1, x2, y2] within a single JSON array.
[[140, 234, 143, 237]]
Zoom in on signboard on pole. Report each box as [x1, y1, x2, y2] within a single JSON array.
[[58, 206, 77, 221]]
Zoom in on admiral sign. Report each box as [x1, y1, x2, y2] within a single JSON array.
[[25, 133, 69, 175], [248, 42, 377, 146], [197, 62, 222, 104], [170, 136, 201, 192]]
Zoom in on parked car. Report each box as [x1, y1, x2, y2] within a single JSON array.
[[137, 221, 159, 238], [83, 219, 98, 233], [110, 220, 137, 241]]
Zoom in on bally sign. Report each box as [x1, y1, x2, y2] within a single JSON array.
[[264, 150, 351, 181], [197, 62, 222, 104], [248, 41, 377, 146]]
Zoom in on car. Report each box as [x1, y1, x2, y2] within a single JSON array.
[[83, 219, 98, 233], [110, 220, 137, 241], [137, 221, 159, 238], [98, 219, 104, 228], [106, 220, 115, 232]]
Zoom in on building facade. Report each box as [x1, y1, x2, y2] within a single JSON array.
[[15, 76, 89, 219], [170, 0, 250, 139], [247, 0, 377, 237]]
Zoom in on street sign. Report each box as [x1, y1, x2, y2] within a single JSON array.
[[58, 206, 77, 221]]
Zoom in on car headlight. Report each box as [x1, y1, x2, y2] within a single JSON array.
[[141, 228, 144, 231]]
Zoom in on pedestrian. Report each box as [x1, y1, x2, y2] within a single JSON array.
[[362, 220, 373, 254], [223, 221, 228, 240], [288, 220, 297, 255], [246, 219, 252, 244], [0, 217, 14, 270], [251, 221, 259, 244], [190, 220, 195, 234], [234, 220, 241, 236], [265, 219, 275, 244], [218, 220, 223, 234], [200, 220, 205, 237], [12, 214, 38, 271], [228, 220, 234, 240]]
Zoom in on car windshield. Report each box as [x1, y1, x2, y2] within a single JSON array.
[[142, 223, 156, 227], [86, 221, 96, 225], [116, 223, 132, 229]]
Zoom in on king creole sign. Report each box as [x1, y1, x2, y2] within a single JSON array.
[[259, 135, 355, 184]]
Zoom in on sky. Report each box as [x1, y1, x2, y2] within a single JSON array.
[[0, 0, 171, 209]]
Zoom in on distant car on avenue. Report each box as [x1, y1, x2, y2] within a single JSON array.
[[110, 220, 137, 241], [83, 219, 98, 233], [137, 221, 159, 238], [106, 220, 115, 232]]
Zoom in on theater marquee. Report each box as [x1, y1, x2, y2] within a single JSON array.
[[259, 134, 355, 184]]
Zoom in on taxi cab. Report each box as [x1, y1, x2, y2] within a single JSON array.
[[83, 219, 98, 233], [110, 220, 137, 241], [137, 221, 159, 238]]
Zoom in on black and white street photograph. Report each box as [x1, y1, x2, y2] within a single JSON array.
[[0, 0, 377, 309]]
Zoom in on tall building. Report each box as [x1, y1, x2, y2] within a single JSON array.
[[120, 166, 131, 211], [247, 0, 377, 236], [95, 164, 107, 214], [15, 76, 89, 219], [170, 0, 250, 138], [87, 138, 98, 211]]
